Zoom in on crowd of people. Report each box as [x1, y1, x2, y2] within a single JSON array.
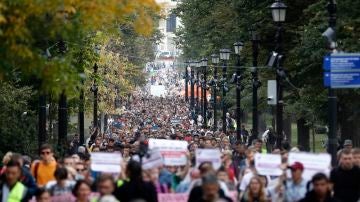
[[1, 68, 360, 202]]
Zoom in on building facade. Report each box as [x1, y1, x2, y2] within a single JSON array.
[[156, 0, 182, 56]]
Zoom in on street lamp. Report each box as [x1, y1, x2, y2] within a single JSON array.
[[233, 42, 244, 55], [219, 49, 231, 133], [184, 61, 189, 102], [195, 61, 201, 117], [211, 54, 219, 131], [233, 42, 244, 141], [270, 0, 287, 148], [325, 0, 337, 166], [189, 61, 195, 114], [250, 27, 261, 140], [270, 0, 287, 23], [201, 58, 208, 128]]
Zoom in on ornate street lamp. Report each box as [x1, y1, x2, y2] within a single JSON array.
[[219, 49, 231, 133], [233, 42, 244, 141], [201, 58, 208, 128], [211, 54, 219, 131], [270, 0, 287, 148], [250, 27, 261, 140], [270, 0, 287, 23]]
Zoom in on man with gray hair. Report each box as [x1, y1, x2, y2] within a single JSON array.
[[188, 172, 232, 202], [77, 146, 86, 154]]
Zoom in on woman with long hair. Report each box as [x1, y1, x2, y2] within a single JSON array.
[[72, 180, 92, 202], [241, 176, 268, 202], [114, 160, 158, 202]]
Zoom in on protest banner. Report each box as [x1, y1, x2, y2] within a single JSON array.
[[195, 149, 222, 170], [141, 149, 164, 170], [29, 193, 99, 202], [170, 118, 182, 125], [158, 193, 188, 202], [150, 85, 166, 97], [149, 139, 188, 165], [288, 152, 331, 180], [91, 152, 122, 173], [254, 153, 283, 176]]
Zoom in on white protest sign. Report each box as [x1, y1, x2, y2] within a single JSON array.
[[254, 153, 282, 176], [149, 139, 188, 165], [141, 149, 164, 170], [288, 152, 331, 180], [195, 149, 222, 170], [91, 152, 122, 173], [150, 85, 166, 97]]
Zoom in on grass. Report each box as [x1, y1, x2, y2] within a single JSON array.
[[291, 123, 327, 153]]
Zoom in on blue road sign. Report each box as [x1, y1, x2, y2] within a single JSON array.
[[323, 54, 360, 72], [324, 72, 360, 88]]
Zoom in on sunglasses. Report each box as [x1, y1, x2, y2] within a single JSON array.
[[41, 151, 51, 155], [76, 168, 87, 172]]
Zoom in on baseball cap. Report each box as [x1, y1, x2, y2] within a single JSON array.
[[288, 161, 304, 171], [344, 139, 352, 146]]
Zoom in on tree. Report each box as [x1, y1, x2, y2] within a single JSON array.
[[0, 0, 160, 95], [0, 81, 37, 156], [176, 0, 360, 147]]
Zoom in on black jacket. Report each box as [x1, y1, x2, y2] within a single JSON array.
[[299, 190, 339, 202], [188, 186, 233, 202], [114, 180, 158, 202]]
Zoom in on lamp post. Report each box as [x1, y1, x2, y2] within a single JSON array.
[[185, 62, 189, 102], [190, 61, 195, 113], [91, 64, 99, 128], [196, 62, 201, 116], [325, 0, 337, 166], [250, 28, 261, 139], [201, 58, 208, 128], [211, 54, 220, 131], [220, 49, 231, 133], [270, 0, 287, 148], [233, 42, 244, 141]]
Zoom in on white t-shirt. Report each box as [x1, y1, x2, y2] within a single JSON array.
[[239, 172, 254, 192]]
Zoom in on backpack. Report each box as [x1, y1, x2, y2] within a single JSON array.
[[33, 161, 40, 182]]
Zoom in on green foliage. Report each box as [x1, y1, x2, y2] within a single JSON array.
[[0, 81, 37, 156], [176, 0, 360, 131]]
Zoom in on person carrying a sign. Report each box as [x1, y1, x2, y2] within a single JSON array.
[[271, 161, 307, 202]]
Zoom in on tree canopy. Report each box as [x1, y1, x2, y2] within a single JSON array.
[[175, 0, 360, 145]]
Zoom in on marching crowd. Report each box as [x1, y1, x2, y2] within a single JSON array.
[[1, 69, 360, 202]]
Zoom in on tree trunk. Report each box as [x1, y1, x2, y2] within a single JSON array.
[[297, 118, 310, 151]]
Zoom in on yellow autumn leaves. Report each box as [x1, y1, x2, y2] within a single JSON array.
[[0, 0, 160, 87]]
